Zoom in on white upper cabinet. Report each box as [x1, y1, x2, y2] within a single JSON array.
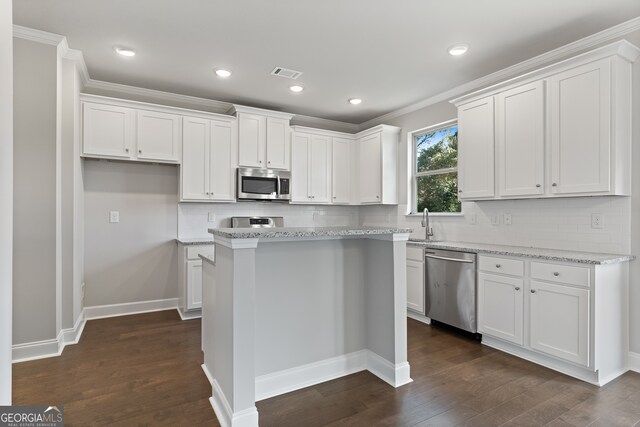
[[82, 102, 135, 159], [181, 115, 237, 202], [136, 110, 182, 163], [291, 131, 331, 204], [549, 58, 611, 195], [496, 81, 545, 197], [357, 125, 399, 205], [452, 41, 637, 200], [332, 137, 351, 204], [457, 97, 495, 200], [233, 106, 294, 170]]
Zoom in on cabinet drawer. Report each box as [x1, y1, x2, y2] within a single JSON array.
[[187, 245, 214, 260], [407, 246, 424, 262], [479, 256, 524, 277], [531, 262, 590, 287]]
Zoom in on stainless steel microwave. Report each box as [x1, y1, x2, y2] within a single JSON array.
[[236, 167, 291, 201]]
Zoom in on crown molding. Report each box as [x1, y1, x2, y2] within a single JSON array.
[[13, 24, 65, 45], [358, 15, 640, 129], [290, 114, 359, 133], [83, 79, 233, 114]]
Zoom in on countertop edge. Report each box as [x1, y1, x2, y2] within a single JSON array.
[[199, 254, 216, 265], [175, 239, 215, 246], [208, 227, 413, 239]]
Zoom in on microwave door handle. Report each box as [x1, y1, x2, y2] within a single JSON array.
[[276, 176, 281, 196]]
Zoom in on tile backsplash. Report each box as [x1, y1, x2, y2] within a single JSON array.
[[360, 196, 631, 254], [178, 202, 360, 238]]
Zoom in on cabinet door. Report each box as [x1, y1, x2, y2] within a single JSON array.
[[238, 113, 266, 168], [186, 260, 203, 310], [406, 260, 425, 314], [550, 58, 611, 195], [266, 117, 290, 170], [332, 137, 351, 204], [458, 97, 495, 199], [309, 134, 331, 203], [209, 119, 236, 201], [478, 273, 524, 345], [82, 102, 135, 158], [529, 281, 590, 366], [291, 132, 310, 203], [497, 81, 545, 197], [359, 133, 382, 203], [182, 117, 210, 201], [136, 110, 182, 163]]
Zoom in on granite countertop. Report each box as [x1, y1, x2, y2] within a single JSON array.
[[199, 253, 216, 265], [209, 226, 414, 239], [407, 240, 634, 265], [175, 238, 215, 245]]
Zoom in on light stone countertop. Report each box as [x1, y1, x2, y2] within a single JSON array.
[[199, 254, 216, 266], [208, 226, 413, 240], [175, 238, 215, 246], [407, 240, 634, 265]]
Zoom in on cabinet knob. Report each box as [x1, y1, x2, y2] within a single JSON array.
[[536, 184, 541, 188], [531, 289, 536, 294], [268, 161, 271, 165], [496, 264, 501, 268], [552, 183, 557, 187], [259, 160, 262, 164], [125, 148, 129, 153], [458, 190, 462, 193], [138, 149, 142, 154], [376, 195, 380, 199], [515, 287, 520, 291], [553, 272, 560, 277], [333, 196, 336, 199]]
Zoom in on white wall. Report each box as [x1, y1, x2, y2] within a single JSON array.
[[13, 38, 59, 345], [83, 160, 179, 307], [0, 0, 13, 404]]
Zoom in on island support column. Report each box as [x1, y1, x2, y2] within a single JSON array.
[[201, 237, 259, 427]]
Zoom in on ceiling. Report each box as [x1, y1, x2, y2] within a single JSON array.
[[12, 0, 640, 124]]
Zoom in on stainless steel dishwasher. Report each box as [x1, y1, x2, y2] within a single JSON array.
[[425, 249, 477, 334]]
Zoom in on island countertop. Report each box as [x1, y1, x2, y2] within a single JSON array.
[[208, 225, 413, 239]]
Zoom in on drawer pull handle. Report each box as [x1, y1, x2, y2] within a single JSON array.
[[535, 184, 541, 188], [531, 289, 536, 294], [552, 183, 557, 187], [495, 264, 501, 268], [553, 272, 560, 277], [515, 287, 520, 291]]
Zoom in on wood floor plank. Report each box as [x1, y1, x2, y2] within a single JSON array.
[[12, 314, 640, 426]]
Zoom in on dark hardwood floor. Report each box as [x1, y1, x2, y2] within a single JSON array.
[[13, 311, 640, 426]]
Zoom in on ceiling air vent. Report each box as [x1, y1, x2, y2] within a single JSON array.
[[271, 67, 303, 80]]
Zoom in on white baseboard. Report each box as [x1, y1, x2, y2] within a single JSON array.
[[205, 365, 259, 427], [255, 350, 368, 401], [84, 298, 178, 320], [13, 312, 86, 363], [177, 307, 202, 321], [407, 311, 431, 325], [629, 351, 640, 373], [366, 350, 413, 387]]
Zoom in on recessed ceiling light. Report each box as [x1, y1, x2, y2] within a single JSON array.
[[289, 85, 304, 93], [448, 44, 469, 56], [113, 46, 136, 57], [348, 98, 362, 105], [215, 69, 232, 78]]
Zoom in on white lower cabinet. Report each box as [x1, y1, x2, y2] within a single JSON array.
[[177, 243, 214, 318], [529, 280, 590, 366], [406, 246, 425, 315], [477, 254, 626, 385], [478, 272, 524, 345]]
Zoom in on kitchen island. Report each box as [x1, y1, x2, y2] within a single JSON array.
[[200, 226, 413, 427]]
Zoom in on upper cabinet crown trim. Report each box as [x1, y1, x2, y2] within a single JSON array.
[[229, 104, 295, 120], [80, 94, 236, 122], [450, 40, 640, 107]]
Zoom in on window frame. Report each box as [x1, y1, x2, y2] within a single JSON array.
[[408, 119, 463, 216]]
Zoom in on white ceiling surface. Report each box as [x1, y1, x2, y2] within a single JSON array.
[[12, 0, 640, 124]]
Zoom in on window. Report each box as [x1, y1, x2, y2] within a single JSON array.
[[412, 121, 461, 214]]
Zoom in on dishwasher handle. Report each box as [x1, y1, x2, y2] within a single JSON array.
[[425, 253, 474, 264]]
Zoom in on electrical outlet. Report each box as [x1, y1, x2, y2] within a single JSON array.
[[208, 212, 216, 223], [503, 213, 512, 226], [591, 213, 604, 229], [491, 215, 501, 226], [109, 211, 119, 223], [467, 213, 476, 225]]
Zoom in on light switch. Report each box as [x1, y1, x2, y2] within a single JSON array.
[[109, 211, 120, 223]]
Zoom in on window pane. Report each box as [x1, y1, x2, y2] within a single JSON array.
[[417, 172, 461, 213], [416, 125, 458, 173]]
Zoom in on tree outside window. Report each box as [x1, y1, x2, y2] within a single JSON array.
[[414, 122, 461, 213]]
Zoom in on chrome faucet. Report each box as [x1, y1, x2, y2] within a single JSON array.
[[421, 208, 434, 241]]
